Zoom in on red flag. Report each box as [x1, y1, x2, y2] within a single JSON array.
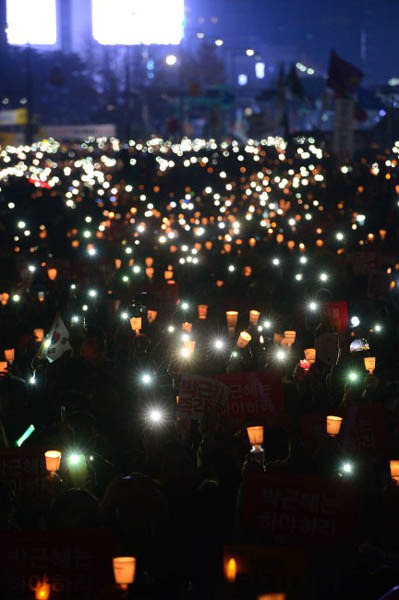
[[327, 50, 363, 98]]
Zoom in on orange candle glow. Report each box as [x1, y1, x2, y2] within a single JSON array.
[[4, 348, 14, 363], [34, 328, 44, 342], [247, 426, 264, 451], [237, 331, 251, 348], [44, 450, 62, 473], [226, 310, 239, 331], [197, 304, 208, 320], [47, 268, 57, 281], [113, 556, 136, 589], [326, 416, 343, 437], [364, 357, 376, 374], [249, 310, 260, 326]]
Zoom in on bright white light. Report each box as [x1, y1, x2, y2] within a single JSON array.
[[68, 453, 83, 466], [238, 73, 248, 86], [121, 311, 129, 320], [246, 48, 255, 56], [214, 339, 224, 350], [319, 272, 328, 282], [148, 409, 163, 424], [336, 232, 344, 241], [350, 316, 360, 327], [29, 374, 36, 385], [88, 289, 97, 298], [215, 39, 223, 47], [276, 350, 286, 361], [165, 54, 177, 66], [71, 315, 80, 323], [272, 258, 280, 266], [28, 265, 35, 273], [348, 371, 359, 382], [255, 62, 265, 79], [181, 302, 189, 310], [228, 265, 235, 272], [7, 0, 57, 45], [141, 373, 153, 385], [356, 214, 366, 224], [342, 462, 353, 474], [299, 256, 308, 264], [308, 301, 318, 311], [167, 325, 175, 333], [17, 220, 25, 229], [92, 0, 185, 45], [374, 324, 382, 332], [264, 320, 272, 329]]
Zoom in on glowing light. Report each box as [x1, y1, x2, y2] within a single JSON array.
[[255, 62, 265, 79], [238, 73, 248, 86], [336, 232, 344, 241], [214, 339, 224, 350], [165, 54, 177, 66], [308, 301, 318, 311], [276, 350, 286, 361], [92, 0, 185, 45], [348, 371, 359, 383], [180, 301, 189, 310], [6, 0, 57, 45], [342, 462, 353, 474], [350, 316, 360, 327], [68, 453, 83, 466], [148, 408, 163, 424], [319, 272, 328, 282], [140, 372, 153, 385], [246, 48, 255, 56], [374, 324, 382, 332]]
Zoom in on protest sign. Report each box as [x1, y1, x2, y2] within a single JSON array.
[[178, 370, 284, 428], [301, 403, 389, 456], [0, 446, 47, 496], [240, 471, 354, 547], [0, 528, 115, 599]]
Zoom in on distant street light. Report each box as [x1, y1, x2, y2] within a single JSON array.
[[165, 54, 177, 66]]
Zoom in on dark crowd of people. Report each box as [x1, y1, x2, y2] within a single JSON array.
[[0, 135, 399, 599]]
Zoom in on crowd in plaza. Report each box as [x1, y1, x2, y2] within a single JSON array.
[[0, 134, 399, 599]]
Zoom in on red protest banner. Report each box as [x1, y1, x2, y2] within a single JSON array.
[[323, 300, 348, 332], [340, 402, 390, 456], [239, 471, 354, 547], [0, 528, 115, 599], [178, 373, 230, 419], [178, 370, 284, 429], [300, 403, 389, 456], [0, 446, 47, 496]]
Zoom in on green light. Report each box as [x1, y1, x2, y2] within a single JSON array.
[[68, 453, 84, 467], [348, 371, 359, 383], [16, 424, 35, 447]]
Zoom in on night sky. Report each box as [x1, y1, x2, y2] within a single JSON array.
[[188, 0, 399, 83]]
